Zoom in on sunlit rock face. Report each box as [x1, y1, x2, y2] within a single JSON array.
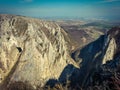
[[102, 27, 120, 64], [0, 14, 77, 90]]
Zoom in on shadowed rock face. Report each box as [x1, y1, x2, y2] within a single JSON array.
[[0, 14, 77, 90], [71, 26, 120, 87]]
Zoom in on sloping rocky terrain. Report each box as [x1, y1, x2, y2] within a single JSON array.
[[0, 14, 120, 90], [56, 20, 104, 50], [0, 14, 78, 90], [72, 27, 120, 89]]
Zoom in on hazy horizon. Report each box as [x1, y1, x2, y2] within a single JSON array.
[[0, 0, 120, 21]]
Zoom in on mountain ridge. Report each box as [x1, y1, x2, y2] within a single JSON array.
[[0, 14, 78, 90], [0, 14, 120, 90]]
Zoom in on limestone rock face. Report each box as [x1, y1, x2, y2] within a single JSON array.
[[102, 27, 120, 64], [0, 14, 76, 89], [71, 27, 120, 87], [102, 37, 116, 64]]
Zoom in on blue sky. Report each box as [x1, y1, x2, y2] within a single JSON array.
[[0, 0, 120, 20]]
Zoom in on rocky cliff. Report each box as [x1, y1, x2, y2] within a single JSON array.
[[85, 27, 120, 90], [72, 26, 120, 88], [0, 14, 120, 90], [0, 14, 77, 90]]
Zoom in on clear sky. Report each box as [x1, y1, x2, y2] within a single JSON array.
[[0, 0, 120, 20]]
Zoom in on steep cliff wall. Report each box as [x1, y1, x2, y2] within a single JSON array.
[[0, 14, 77, 90], [72, 26, 120, 87]]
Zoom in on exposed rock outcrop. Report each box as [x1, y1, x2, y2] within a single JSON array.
[[72, 26, 120, 87], [0, 14, 77, 90], [102, 27, 120, 64], [84, 27, 120, 90], [0, 14, 119, 90]]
